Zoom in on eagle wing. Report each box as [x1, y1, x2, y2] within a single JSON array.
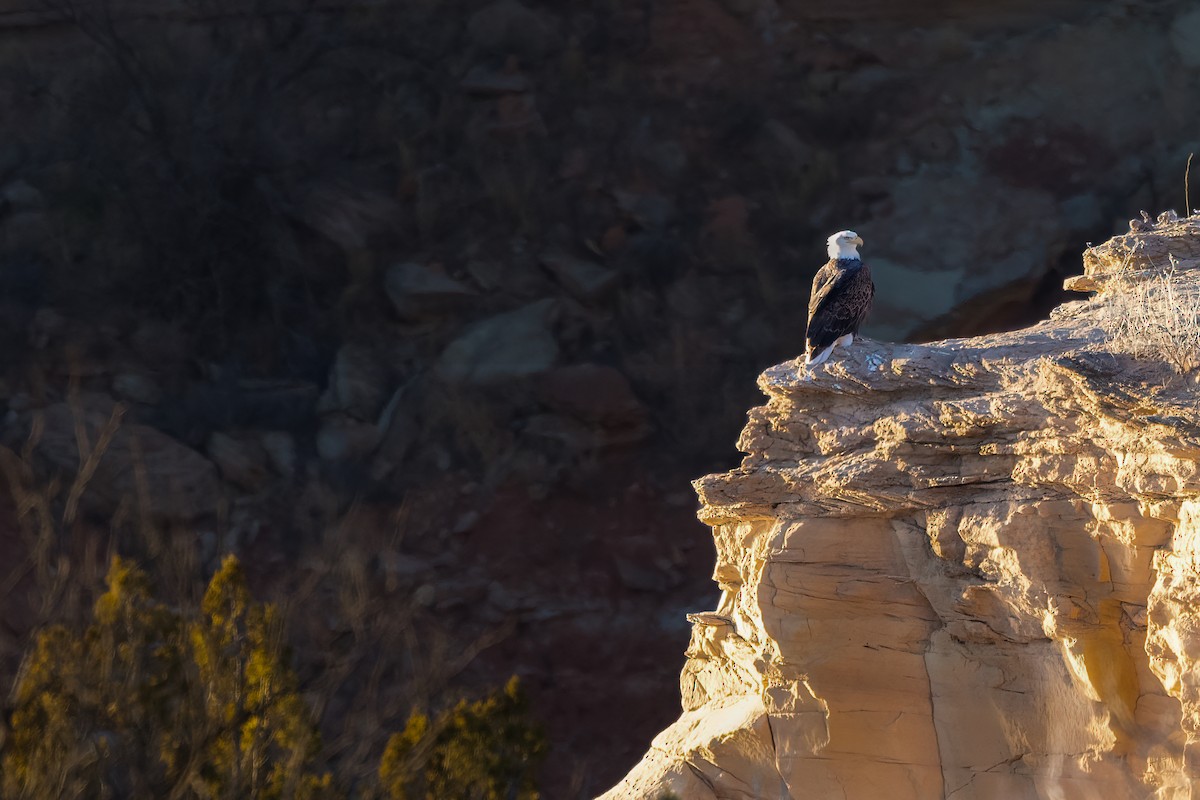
[[805, 262, 874, 353], [807, 261, 841, 323]]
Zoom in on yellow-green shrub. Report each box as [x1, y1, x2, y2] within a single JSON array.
[[1, 555, 334, 800], [379, 676, 546, 800]]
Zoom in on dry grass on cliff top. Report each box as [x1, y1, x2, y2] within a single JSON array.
[[1100, 258, 1200, 374], [1092, 215, 1200, 375]]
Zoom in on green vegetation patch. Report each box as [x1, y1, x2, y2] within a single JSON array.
[[1, 554, 546, 800], [380, 676, 546, 800], [3, 554, 333, 799]]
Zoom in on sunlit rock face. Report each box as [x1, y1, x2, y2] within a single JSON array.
[[603, 220, 1200, 799]]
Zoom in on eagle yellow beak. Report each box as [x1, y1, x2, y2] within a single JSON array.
[[852, 235, 864, 247]]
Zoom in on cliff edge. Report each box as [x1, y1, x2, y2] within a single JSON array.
[[603, 217, 1200, 799]]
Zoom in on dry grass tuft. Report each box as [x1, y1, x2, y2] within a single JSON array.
[[1100, 255, 1200, 374]]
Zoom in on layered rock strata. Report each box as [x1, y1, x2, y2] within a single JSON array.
[[604, 220, 1200, 798]]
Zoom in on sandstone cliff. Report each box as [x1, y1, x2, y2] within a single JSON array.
[[603, 219, 1200, 799]]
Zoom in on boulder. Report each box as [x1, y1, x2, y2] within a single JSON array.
[[436, 299, 559, 385], [537, 363, 651, 445], [539, 251, 619, 301], [316, 414, 383, 462], [260, 431, 299, 478], [294, 181, 400, 250], [384, 262, 476, 321], [369, 383, 418, 480], [206, 431, 271, 491], [318, 343, 390, 420], [22, 394, 221, 520]]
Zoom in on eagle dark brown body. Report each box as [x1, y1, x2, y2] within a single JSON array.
[[805, 257, 874, 366]]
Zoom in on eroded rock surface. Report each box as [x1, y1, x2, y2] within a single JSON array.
[[604, 223, 1200, 798]]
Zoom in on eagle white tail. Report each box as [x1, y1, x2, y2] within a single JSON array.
[[805, 344, 835, 368], [804, 333, 853, 371]]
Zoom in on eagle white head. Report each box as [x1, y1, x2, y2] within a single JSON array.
[[827, 230, 864, 261]]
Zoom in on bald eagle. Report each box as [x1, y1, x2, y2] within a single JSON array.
[[805, 230, 874, 369]]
